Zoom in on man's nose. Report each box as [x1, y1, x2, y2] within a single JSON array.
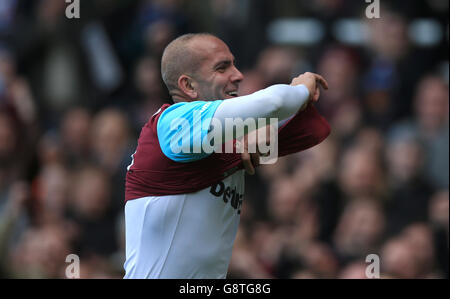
[[230, 67, 244, 83]]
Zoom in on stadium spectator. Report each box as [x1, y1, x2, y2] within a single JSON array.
[[59, 107, 92, 168], [9, 224, 72, 278], [429, 190, 449, 277], [89, 108, 134, 215], [384, 130, 433, 236], [68, 166, 118, 259]]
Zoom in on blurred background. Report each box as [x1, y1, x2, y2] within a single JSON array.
[[0, 0, 448, 279]]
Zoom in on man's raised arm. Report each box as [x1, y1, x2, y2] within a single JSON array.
[[212, 72, 329, 142]]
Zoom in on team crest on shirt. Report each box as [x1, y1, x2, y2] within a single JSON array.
[[209, 181, 243, 214]]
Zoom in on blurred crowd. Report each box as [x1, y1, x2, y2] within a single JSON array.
[[0, 0, 448, 278]]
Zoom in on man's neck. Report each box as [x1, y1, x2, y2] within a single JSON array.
[[170, 90, 192, 103]]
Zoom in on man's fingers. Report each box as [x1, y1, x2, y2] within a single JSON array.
[[315, 74, 329, 90], [241, 152, 255, 175], [251, 152, 260, 169], [313, 87, 320, 102]]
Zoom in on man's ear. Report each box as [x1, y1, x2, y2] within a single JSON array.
[[178, 75, 198, 100]]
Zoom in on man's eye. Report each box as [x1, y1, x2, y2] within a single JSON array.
[[216, 67, 226, 73]]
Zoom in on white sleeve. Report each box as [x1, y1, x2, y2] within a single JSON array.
[[213, 84, 310, 123], [211, 84, 310, 141]]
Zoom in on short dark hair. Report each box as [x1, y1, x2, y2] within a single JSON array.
[[160, 33, 215, 92]]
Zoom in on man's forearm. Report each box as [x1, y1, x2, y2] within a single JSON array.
[[213, 84, 310, 123], [212, 84, 310, 141]]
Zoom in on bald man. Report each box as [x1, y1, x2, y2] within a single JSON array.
[[124, 33, 330, 278]]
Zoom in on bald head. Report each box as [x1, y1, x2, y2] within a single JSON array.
[[161, 33, 243, 103], [161, 33, 216, 93]]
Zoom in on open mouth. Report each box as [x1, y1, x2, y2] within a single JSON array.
[[225, 91, 239, 97]]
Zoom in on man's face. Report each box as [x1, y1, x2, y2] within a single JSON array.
[[190, 36, 244, 101]]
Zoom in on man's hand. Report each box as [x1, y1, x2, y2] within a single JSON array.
[[241, 148, 259, 175], [239, 133, 259, 176], [290, 72, 329, 104], [238, 125, 273, 175]]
